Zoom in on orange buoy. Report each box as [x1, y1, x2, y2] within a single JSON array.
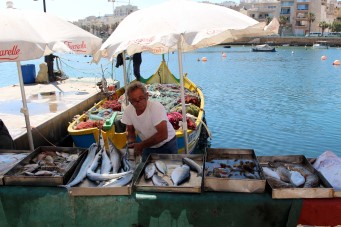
[[321, 55, 327, 60], [201, 57, 207, 62], [333, 60, 340, 65]]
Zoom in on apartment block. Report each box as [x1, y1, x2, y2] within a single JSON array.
[[241, 0, 340, 36]]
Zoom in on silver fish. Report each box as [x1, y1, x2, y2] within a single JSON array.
[[100, 147, 112, 174], [86, 150, 132, 181], [144, 162, 156, 180], [182, 157, 202, 176], [155, 160, 167, 175], [152, 173, 169, 186], [34, 170, 54, 176], [286, 164, 319, 188], [275, 166, 291, 183], [121, 146, 131, 172], [171, 165, 190, 186], [87, 169, 132, 182], [62, 143, 98, 188], [109, 139, 121, 174], [102, 172, 134, 187], [266, 176, 294, 188]]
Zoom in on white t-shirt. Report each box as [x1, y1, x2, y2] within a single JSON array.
[[121, 100, 176, 148]]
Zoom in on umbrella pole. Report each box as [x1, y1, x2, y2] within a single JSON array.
[[16, 62, 35, 151], [177, 35, 189, 153]]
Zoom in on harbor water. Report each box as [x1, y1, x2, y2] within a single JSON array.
[[1, 45, 341, 157]]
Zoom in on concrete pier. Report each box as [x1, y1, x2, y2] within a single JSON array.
[[0, 78, 118, 150]]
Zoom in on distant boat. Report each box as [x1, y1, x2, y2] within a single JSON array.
[[312, 41, 329, 49], [251, 44, 276, 52]]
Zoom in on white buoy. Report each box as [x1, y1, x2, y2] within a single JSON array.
[[321, 55, 327, 60]]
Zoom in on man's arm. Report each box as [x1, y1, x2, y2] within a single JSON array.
[[134, 120, 168, 155], [126, 124, 136, 146]]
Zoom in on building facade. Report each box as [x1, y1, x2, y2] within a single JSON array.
[[71, 1, 341, 38], [241, 0, 340, 36]]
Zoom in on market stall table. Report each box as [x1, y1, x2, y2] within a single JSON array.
[[0, 186, 302, 226]]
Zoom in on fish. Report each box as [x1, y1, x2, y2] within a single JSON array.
[[102, 172, 134, 187], [62, 143, 98, 188], [87, 170, 132, 182], [266, 176, 294, 188], [100, 147, 112, 174], [155, 160, 167, 175], [286, 164, 320, 188], [108, 139, 121, 174], [34, 170, 55, 176], [275, 166, 291, 183], [262, 167, 280, 180], [171, 165, 190, 186], [144, 162, 156, 180], [152, 173, 169, 186], [182, 157, 202, 176], [86, 150, 132, 182], [121, 146, 132, 172]]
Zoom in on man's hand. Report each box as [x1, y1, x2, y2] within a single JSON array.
[[133, 142, 144, 156]]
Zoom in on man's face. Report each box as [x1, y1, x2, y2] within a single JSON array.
[[129, 88, 148, 112]]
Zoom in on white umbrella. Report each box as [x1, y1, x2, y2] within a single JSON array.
[[93, 0, 278, 152], [0, 8, 102, 150]]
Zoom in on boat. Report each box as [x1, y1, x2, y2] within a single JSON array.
[[68, 60, 206, 154], [312, 41, 329, 49], [251, 44, 276, 52]]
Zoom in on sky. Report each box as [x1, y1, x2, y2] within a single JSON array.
[[2, 0, 240, 22]]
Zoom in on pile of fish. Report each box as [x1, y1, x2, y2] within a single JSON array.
[[63, 139, 134, 188], [14, 150, 79, 177], [143, 157, 202, 187], [262, 161, 320, 188], [205, 159, 261, 179]]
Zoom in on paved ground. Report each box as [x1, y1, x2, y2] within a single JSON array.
[[0, 78, 111, 141]]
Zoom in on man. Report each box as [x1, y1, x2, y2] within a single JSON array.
[[132, 52, 142, 81], [121, 81, 177, 161], [0, 119, 15, 149], [45, 54, 57, 82]]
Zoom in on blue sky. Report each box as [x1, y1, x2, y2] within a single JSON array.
[[3, 0, 239, 21]]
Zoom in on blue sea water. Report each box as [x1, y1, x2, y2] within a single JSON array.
[[1, 45, 341, 157]]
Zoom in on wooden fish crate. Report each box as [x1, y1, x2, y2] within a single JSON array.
[[134, 154, 204, 193], [334, 190, 341, 197], [67, 148, 135, 196], [3, 146, 86, 186], [204, 148, 266, 193], [257, 155, 334, 199], [0, 149, 30, 185]]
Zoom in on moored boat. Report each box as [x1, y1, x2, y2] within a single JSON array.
[[68, 60, 206, 154], [312, 41, 329, 49], [251, 44, 276, 52]]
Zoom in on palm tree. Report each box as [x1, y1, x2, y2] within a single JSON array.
[[319, 21, 329, 36], [279, 16, 287, 36], [307, 12, 316, 35], [265, 16, 273, 25]]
